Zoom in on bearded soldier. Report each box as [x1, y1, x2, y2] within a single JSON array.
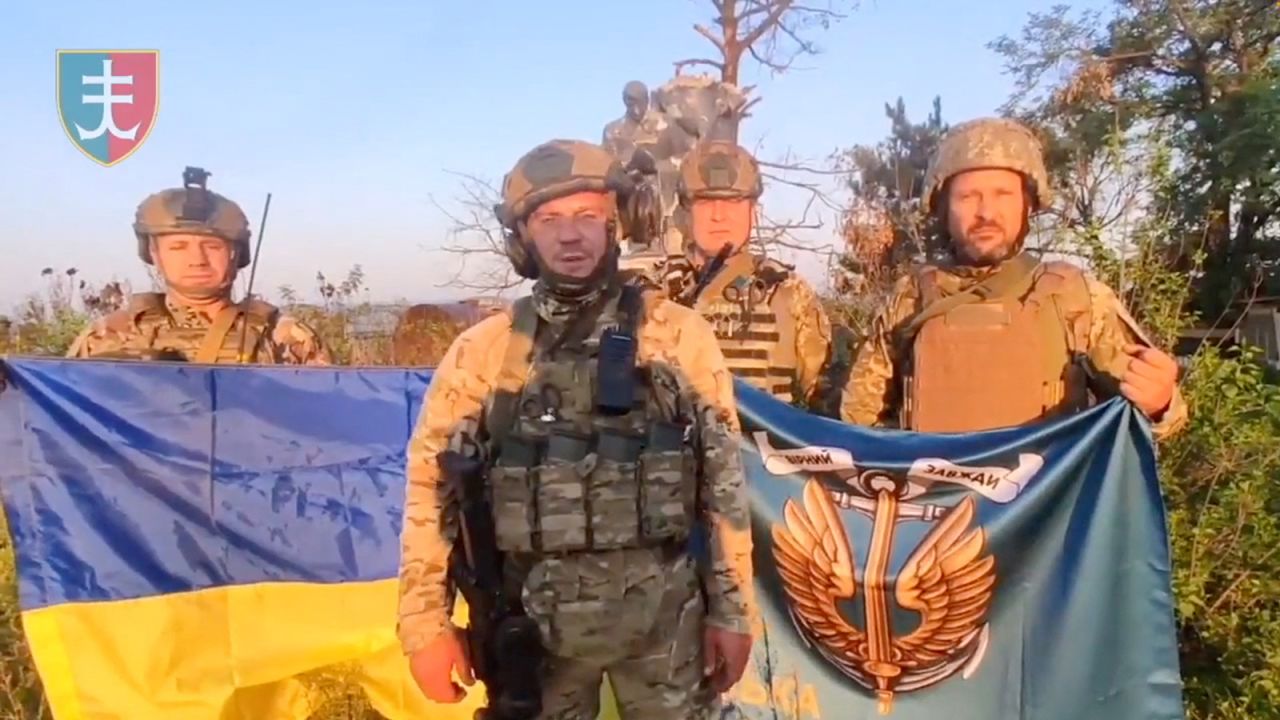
[[840, 117, 1186, 437], [398, 139, 754, 719], [65, 167, 328, 364], [667, 140, 834, 410]]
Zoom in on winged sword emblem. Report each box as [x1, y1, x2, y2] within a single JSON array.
[[771, 478, 996, 714]]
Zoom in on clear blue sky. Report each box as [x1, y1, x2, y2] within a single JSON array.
[[0, 0, 1105, 311]]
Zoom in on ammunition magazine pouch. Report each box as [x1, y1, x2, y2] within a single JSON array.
[[484, 285, 698, 556], [488, 422, 696, 554]]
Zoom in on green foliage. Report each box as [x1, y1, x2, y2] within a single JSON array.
[[989, 0, 1280, 319], [0, 511, 51, 720], [296, 663, 382, 720], [830, 96, 950, 336], [279, 265, 394, 366], [1162, 344, 1280, 719], [2, 269, 124, 357], [819, 41, 1280, 711], [1029, 118, 1280, 720]]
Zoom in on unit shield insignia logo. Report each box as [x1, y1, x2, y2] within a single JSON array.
[[57, 50, 159, 166], [753, 431, 1045, 715]]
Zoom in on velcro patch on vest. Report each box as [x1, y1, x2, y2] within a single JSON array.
[[945, 303, 1012, 327], [701, 154, 738, 189]]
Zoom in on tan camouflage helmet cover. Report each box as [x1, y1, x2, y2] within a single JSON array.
[[133, 172, 252, 268], [496, 139, 631, 226], [922, 117, 1052, 214], [678, 140, 763, 202]]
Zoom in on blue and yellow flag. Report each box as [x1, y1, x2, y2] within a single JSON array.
[[0, 357, 1184, 719]]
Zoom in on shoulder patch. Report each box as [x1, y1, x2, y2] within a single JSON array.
[[244, 299, 279, 322]]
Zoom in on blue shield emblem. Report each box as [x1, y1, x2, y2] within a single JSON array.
[[56, 49, 159, 166]]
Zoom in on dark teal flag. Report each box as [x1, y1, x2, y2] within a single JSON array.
[[722, 382, 1185, 719], [0, 357, 1184, 720]]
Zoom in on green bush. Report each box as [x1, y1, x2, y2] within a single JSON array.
[[0, 510, 51, 720], [1162, 345, 1280, 719]]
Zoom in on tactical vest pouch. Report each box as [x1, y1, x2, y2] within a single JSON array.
[[639, 420, 694, 541], [589, 429, 643, 548], [488, 436, 539, 553], [533, 431, 593, 552]]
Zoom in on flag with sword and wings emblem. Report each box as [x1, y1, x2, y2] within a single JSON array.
[[716, 383, 1185, 720]]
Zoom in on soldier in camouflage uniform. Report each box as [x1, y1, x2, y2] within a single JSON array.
[[398, 139, 754, 719], [840, 117, 1187, 438], [65, 167, 329, 365], [667, 140, 834, 410]]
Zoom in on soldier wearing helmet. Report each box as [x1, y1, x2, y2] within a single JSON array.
[[65, 167, 329, 364], [398, 139, 754, 718], [668, 139, 835, 411], [839, 117, 1186, 437]]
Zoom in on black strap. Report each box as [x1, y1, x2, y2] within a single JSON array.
[[485, 285, 642, 451], [486, 297, 538, 451], [616, 283, 642, 336]]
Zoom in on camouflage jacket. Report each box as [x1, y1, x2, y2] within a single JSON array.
[[840, 259, 1188, 439], [65, 293, 330, 365], [396, 283, 754, 654]]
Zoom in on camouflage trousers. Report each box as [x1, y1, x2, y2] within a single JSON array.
[[520, 547, 716, 720]]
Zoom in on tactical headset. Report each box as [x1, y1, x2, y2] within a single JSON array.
[[494, 165, 638, 281]]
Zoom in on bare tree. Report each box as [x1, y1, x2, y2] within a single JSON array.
[[674, 0, 854, 87], [430, 171, 526, 294], [668, 1, 858, 263], [433, 1, 858, 292]]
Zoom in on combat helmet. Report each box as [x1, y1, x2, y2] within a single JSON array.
[[921, 117, 1052, 214], [677, 140, 763, 204], [133, 167, 252, 268], [494, 139, 633, 279]]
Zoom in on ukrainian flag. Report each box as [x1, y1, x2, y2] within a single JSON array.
[[0, 356, 1185, 720], [0, 357, 485, 719]]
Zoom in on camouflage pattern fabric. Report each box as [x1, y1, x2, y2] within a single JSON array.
[[397, 281, 753, 716], [921, 116, 1053, 213], [677, 251, 833, 409], [839, 258, 1188, 439], [65, 294, 330, 365], [524, 554, 712, 719]]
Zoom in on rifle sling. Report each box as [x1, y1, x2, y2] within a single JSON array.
[[488, 297, 538, 452], [195, 306, 245, 364]]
